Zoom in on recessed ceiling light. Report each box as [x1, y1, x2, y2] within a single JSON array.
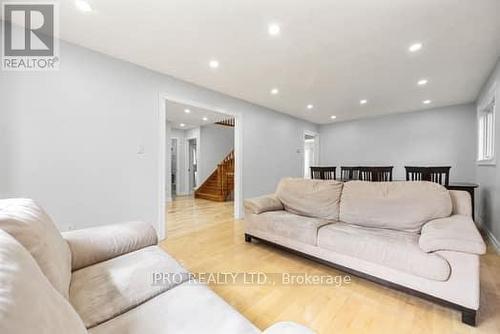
[[209, 60, 219, 69], [202, 117, 208, 121], [184, 109, 191, 113], [75, 0, 92, 12], [417, 79, 428, 86], [423, 99, 432, 104], [180, 123, 186, 127], [268, 23, 281, 36], [330, 115, 337, 120], [306, 104, 314, 110], [360, 99, 368, 105], [409, 42, 423, 52], [270, 88, 279, 95]]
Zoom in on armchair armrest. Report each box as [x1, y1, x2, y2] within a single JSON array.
[[262, 321, 315, 334], [245, 194, 283, 214], [62, 221, 158, 271], [419, 215, 486, 255]]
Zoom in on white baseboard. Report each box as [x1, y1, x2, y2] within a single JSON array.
[[483, 226, 500, 254]]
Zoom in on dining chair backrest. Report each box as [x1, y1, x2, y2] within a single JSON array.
[[405, 166, 451, 186], [310, 166, 336, 180], [340, 166, 360, 180], [358, 166, 393, 182]]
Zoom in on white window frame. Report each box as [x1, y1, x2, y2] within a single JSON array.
[[477, 88, 496, 165]]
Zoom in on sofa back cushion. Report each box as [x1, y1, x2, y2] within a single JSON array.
[[339, 181, 452, 232], [276, 178, 343, 220], [0, 230, 87, 334], [0, 198, 72, 298]]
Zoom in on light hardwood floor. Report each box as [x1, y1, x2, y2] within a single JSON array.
[[160, 196, 500, 334]]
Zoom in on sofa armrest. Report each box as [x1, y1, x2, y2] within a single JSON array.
[[262, 322, 315, 334], [62, 221, 158, 271], [245, 194, 283, 214], [419, 215, 486, 255], [449, 190, 472, 217]]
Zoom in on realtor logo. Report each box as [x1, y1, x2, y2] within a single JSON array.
[[2, 2, 59, 71]]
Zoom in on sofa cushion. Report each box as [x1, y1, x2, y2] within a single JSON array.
[[449, 190, 472, 217], [0, 230, 87, 334], [419, 215, 486, 254], [317, 223, 451, 281], [0, 198, 72, 298], [248, 210, 332, 245], [70, 246, 189, 328], [339, 181, 452, 232], [276, 177, 343, 220], [244, 194, 283, 214], [88, 282, 259, 334]]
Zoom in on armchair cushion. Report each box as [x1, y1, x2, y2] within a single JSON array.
[[88, 282, 260, 334], [245, 194, 283, 214], [70, 246, 188, 328], [63, 221, 158, 271], [0, 198, 72, 299], [419, 215, 486, 255], [0, 230, 87, 334]]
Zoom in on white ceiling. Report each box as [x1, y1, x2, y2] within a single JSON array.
[[11, 0, 500, 123], [166, 100, 232, 130]]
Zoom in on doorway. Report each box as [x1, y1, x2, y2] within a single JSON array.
[[159, 95, 243, 240], [303, 132, 319, 178], [187, 138, 197, 193]]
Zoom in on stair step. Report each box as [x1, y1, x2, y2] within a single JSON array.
[[194, 149, 235, 202]]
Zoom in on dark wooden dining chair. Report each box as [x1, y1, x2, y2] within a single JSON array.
[[310, 166, 336, 180], [340, 166, 360, 180], [358, 166, 393, 182], [405, 166, 451, 186]]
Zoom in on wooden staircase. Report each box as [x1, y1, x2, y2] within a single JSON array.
[[215, 118, 235, 127], [194, 150, 234, 202]]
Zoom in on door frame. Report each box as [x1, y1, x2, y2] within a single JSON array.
[[158, 92, 243, 240], [186, 137, 198, 194], [170, 137, 179, 200], [303, 130, 320, 178]]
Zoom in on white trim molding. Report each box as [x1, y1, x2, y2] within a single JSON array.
[[157, 95, 167, 240], [482, 225, 500, 254], [477, 83, 496, 165]]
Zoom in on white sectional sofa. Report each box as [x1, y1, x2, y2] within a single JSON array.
[[244, 178, 486, 326], [0, 198, 313, 334]]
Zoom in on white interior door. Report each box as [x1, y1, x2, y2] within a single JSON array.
[[188, 138, 197, 192], [304, 133, 317, 178]]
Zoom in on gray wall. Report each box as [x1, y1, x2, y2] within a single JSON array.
[[476, 58, 500, 246], [199, 124, 234, 184], [319, 104, 477, 182], [0, 33, 317, 232]]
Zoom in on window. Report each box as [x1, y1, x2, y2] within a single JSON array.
[[477, 94, 495, 164]]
